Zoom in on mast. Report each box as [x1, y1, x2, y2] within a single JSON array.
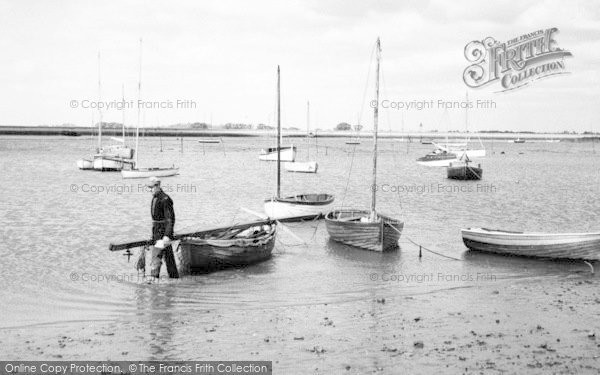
[[97, 52, 102, 152], [135, 38, 142, 168], [306, 100, 310, 159], [121, 84, 126, 144], [370, 38, 381, 216], [276, 65, 281, 198]]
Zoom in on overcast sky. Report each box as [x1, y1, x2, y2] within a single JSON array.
[[1, 0, 598, 132]]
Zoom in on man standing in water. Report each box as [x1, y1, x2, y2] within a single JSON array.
[[137, 176, 179, 281]]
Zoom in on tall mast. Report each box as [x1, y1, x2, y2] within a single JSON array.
[[97, 52, 102, 152], [370, 38, 381, 216], [135, 38, 143, 167], [306, 100, 310, 159], [121, 84, 126, 143], [276, 66, 281, 198]]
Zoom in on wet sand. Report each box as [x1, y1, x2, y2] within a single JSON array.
[[4, 269, 599, 374]]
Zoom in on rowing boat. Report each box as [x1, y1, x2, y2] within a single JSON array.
[[461, 228, 600, 260], [326, 209, 403, 252], [176, 220, 277, 274]]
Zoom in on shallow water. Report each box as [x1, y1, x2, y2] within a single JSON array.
[[1, 135, 598, 360]]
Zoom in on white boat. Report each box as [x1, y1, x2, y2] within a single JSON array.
[[76, 158, 94, 170], [434, 142, 486, 159], [79, 55, 134, 171], [263, 67, 334, 220], [259, 145, 296, 161], [265, 194, 334, 219], [284, 161, 318, 173], [198, 138, 221, 144], [461, 228, 600, 260], [93, 155, 135, 171], [325, 38, 403, 252], [284, 101, 318, 173], [121, 167, 179, 178], [121, 39, 178, 180], [416, 148, 459, 167]]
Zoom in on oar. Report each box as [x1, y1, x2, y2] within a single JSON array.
[[240, 207, 307, 245]]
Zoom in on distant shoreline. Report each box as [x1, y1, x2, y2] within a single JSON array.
[[0, 125, 597, 142]]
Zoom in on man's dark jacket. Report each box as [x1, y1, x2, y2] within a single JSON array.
[[151, 189, 175, 241]]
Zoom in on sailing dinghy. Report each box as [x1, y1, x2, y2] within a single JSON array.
[[325, 38, 403, 252], [284, 101, 319, 173], [263, 66, 334, 220], [121, 39, 178, 179]]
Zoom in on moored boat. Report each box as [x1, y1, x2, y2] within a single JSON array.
[[325, 38, 403, 252], [416, 149, 459, 167], [284, 161, 318, 173], [93, 154, 135, 171], [325, 210, 403, 252], [121, 166, 179, 179], [461, 228, 600, 260], [447, 161, 482, 180], [265, 194, 334, 219], [514, 138, 525, 143], [77, 158, 94, 170], [263, 66, 333, 220], [177, 220, 277, 274], [259, 145, 296, 161]]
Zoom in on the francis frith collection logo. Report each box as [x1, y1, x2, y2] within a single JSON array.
[[463, 28, 572, 92]]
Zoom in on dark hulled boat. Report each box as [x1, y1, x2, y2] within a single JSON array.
[[177, 219, 277, 274], [447, 161, 482, 180]]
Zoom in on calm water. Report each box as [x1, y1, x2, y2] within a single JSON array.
[[1, 135, 599, 359]]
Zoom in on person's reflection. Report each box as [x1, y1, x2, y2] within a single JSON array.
[[134, 283, 177, 359]]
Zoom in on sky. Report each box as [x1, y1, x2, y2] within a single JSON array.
[[0, 0, 599, 132]]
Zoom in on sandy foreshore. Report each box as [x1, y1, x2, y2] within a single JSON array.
[[3, 270, 598, 374]]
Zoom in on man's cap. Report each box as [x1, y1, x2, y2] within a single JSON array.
[[146, 176, 161, 187]]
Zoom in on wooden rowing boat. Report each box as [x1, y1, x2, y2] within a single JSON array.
[[177, 220, 277, 274], [461, 228, 600, 260], [325, 39, 404, 252], [325, 209, 403, 252]]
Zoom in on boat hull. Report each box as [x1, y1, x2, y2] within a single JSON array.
[[93, 156, 135, 171], [177, 222, 277, 274], [416, 156, 459, 167], [259, 146, 296, 162], [284, 161, 318, 173], [121, 167, 179, 179], [325, 209, 403, 252], [447, 163, 482, 180], [264, 194, 334, 220], [461, 228, 600, 260], [77, 159, 94, 170]]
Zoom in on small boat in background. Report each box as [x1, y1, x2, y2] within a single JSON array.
[[447, 159, 482, 180], [259, 145, 296, 161], [121, 39, 178, 179], [420, 137, 433, 145], [345, 139, 361, 145], [77, 158, 94, 170], [263, 67, 334, 219], [198, 138, 222, 144], [461, 228, 600, 260], [514, 138, 526, 143], [417, 149, 459, 167], [177, 219, 277, 274], [284, 161, 318, 173]]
